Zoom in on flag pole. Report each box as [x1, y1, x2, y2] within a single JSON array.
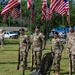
[[8, 16, 10, 27], [20, 0, 22, 27], [62, 16, 64, 26], [68, 0, 71, 26], [30, 9, 32, 35]]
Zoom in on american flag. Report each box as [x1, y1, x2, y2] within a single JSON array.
[[1, 0, 20, 15], [46, 5, 52, 20], [41, 0, 47, 21], [11, 4, 20, 19], [27, 0, 32, 10], [50, 0, 61, 14], [31, 4, 36, 22], [66, 9, 70, 24], [2, 14, 8, 22], [55, 0, 69, 16]]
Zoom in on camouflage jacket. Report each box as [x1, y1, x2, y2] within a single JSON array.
[[51, 38, 63, 52], [20, 35, 31, 51], [69, 36, 75, 51], [66, 32, 74, 49], [32, 32, 45, 49]]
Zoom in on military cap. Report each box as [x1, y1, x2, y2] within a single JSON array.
[[19, 28, 25, 31], [54, 32, 58, 35], [35, 25, 40, 29]]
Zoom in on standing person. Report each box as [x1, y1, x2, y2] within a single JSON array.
[[32, 26, 45, 69], [19, 28, 31, 68], [66, 26, 74, 50], [68, 31, 75, 72], [51, 32, 64, 75], [0, 29, 4, 49]]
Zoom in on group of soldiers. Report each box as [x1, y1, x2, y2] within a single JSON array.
[[0, 25, 75, 75], [51, 26, 75, 75], [19, 26, 45, 71], [19, 25, 75, 75]]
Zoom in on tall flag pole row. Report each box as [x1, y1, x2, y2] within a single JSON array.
[[1, 0, 70, 24]]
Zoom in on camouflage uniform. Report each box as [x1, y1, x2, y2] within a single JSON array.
[[0, 29, 4, 48], [69, 36, 75, 71], [20, 35, 31, 67], [66, 32, 74, 48], [51, 38, 63, 74], [32, 32, 45, 66]]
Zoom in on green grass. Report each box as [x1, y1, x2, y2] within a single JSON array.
[[0, 39, 75, 75]]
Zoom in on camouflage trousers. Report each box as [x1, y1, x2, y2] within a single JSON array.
[[20, 51, 28, 67], [32, 47, 42, 66], [53, 50, 61, 72], [0, 38, 4, 48], [71, 51, 75, 70]]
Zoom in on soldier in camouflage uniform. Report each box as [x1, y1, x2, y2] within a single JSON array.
[[32, 26, 45, 68], [66, 26, 74, 50], [0, 29, 4, 48], [19, 28, 31, 67], [51, 32, 64, 75], [69, 31, 75, 72], [66, 26, 74, 74]]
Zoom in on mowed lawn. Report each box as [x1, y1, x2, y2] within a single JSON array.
[[0, 39, 75, 75]]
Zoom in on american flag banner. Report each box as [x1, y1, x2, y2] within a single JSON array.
[[31, 5, 36, 22], [50, 0, 61, 14], [55, 0, 69, 16], [11, 4, 21, 19], [27, 0, 32, 10], [2, 14, 8, 22], [1, 0, 20, 15], [41, 0, 47, 21], [46, 5, 52, 20]]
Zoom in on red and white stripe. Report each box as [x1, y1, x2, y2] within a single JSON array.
[[11, 8, 20, 19], [41, 0, 47, 21], [27, 0, 32, 10], [31, 9, 36, 21], [46, 7, 52, 20], [50, 0, 61, 13], [55, 0, 69, 16], [2, 14, 8, 22], [1, 0, 20, 15]]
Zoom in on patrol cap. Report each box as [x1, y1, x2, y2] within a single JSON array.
[[19, 28, 25, 31], [54, 32, 58, 35], [35, 25, 40, 29]]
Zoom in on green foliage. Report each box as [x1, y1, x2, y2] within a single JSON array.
[[0, 0, 75, 29]]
